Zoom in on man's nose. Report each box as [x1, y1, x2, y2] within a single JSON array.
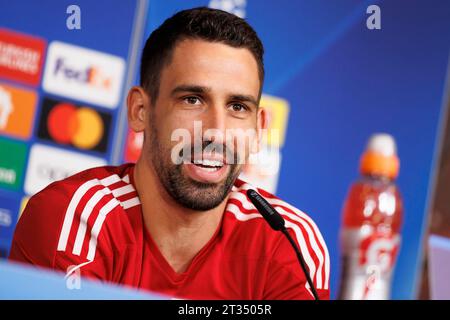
[[202, 104, 227, 144]]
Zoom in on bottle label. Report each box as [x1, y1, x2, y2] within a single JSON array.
[[339, 227, 401, 300]]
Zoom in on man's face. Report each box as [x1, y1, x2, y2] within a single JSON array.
[[143, 39, 263, 211]]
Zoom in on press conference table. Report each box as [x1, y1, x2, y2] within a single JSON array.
[[0, 259, 164, 299]]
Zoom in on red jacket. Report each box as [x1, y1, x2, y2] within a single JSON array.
[[9, 163, 330, 299]]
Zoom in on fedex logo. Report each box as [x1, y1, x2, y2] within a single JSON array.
[[53, 57, 111, 90], [43, 41, 125, 109]]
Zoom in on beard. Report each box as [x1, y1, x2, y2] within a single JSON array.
[[148, 122, 242, 211]]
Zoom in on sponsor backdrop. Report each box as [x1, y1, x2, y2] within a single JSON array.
[[1, 0, 450, 301], [0, 1, 147, 256]]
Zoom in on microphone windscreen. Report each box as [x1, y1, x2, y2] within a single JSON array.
[[247, 189, 285, 231]]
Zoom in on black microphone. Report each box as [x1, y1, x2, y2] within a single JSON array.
[[246, 189, 320, 300]]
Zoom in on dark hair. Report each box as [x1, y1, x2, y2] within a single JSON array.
[[140, 7, 264, 104]]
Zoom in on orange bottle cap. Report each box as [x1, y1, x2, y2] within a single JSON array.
[[359, 133, 400, 179]]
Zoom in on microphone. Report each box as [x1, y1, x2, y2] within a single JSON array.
[[246, 189, 320, 300]]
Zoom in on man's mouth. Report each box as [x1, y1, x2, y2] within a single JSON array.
[[183, 154, 230, 183], [191, 159, 224, 172]]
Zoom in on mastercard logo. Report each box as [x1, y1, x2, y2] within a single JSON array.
[[47, 103, 104, 149], [37, 98, 111, 153]]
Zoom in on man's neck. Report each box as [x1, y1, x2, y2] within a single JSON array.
[[133, 159, 228, 274]]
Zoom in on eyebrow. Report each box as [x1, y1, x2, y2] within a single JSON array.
[[171, 85, 211, 96], [171, 84, 258, 108]]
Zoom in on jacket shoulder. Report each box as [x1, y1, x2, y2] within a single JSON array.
[[228, 178, 330, 292], [9, 164, 137, 267]]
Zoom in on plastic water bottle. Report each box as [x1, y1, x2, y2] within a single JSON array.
[[338, 133, 403, 300]]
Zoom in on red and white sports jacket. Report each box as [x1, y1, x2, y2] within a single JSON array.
[[9, 163, 330, 299]]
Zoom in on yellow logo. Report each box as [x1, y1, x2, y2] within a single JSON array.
[[259, 94, 290, 147]]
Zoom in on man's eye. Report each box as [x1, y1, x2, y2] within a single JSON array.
[[183, 96, 201, 105], [229, 103, 248, 112]]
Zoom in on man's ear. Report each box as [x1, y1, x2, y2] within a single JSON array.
[[252, 107, 267, 154], [127, 86, 151, 132]]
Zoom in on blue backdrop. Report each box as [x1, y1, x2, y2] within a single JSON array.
[[142, 0, 450, 299]]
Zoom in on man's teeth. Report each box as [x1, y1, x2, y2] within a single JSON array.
[[192, 159, 224, 167]]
